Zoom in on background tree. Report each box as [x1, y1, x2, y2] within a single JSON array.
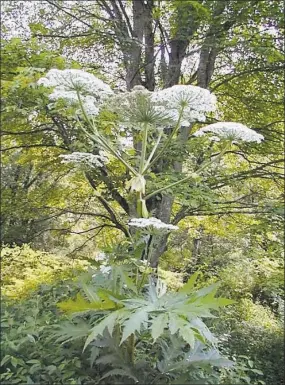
[[1, 0, 284, 265]]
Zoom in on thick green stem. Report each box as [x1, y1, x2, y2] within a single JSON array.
[[142, 129, 163, 174], [76, 89, 93, 127], [128, 333, 135, 364], [136, 192, 143, 217], [139, 123, 148, 174]]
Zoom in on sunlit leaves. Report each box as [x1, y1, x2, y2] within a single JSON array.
[[57, 293, 117, 313], [57, 268, 235, 355]]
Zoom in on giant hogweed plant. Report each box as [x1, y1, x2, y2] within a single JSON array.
[[38, 69, 264, 383], [55, 264, 235, 384]]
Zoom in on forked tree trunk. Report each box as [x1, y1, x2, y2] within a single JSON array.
[[113, 0, 226, 267]]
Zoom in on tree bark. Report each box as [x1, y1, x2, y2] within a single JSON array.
[[96, 0, 230, 267], [125, 0, 145, 90], [144, 0, 155, 90]]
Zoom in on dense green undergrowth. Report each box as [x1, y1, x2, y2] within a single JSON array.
[[1, 244, 90, 299], [1, 245, 283, 385]]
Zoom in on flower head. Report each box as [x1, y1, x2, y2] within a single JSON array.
[[108, 86, 172, 129], [194, 122, 264, 143], [38, 69, 112, 95], [59, 151, 108, 167], [100, 265, 112, 275], [38, 69, 113, 116], [151, 85, 217, 125], [128, 217, 178, 232]]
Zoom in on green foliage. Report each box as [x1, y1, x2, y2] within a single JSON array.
[[1, 245, 90, 299], [1, 2, 284, 385], [214, 301, 284, 385], [158, 268, 184, 290], [0, 282, 98, 384], [55, 264, 235, 383]]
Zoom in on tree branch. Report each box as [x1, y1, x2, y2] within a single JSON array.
[[211, 64, 285, 91], [1, 144, 69, 152], [85, 172, 129, 237]]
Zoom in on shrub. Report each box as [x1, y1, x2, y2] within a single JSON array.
[[0, 282, 98, 384], [214, 299, 284, 385], [1, 244, 90, 299]]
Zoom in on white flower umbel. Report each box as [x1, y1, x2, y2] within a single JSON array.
[[128, 217, 178, 231], [109, 86, 171, 129], [38, 69, 113, 96], [38, 69, 113, 116], [59, 151, 108, 167], [151, 85, 217, 125], [194, 122, 264, 143], [100, 265, 112, 275]]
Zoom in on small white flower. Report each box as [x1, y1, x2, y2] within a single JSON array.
[[118, 135, 133, 150], [128, 217, 179, 231], [94, 252, 107, 262], [194, 122, 264, 143], [27, 111, 38, 122], [59, 151, 108, 167], [80, 95, 100, 116], [100, 265, 112, 275]]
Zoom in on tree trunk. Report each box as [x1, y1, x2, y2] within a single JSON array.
[[146, 2, 232, 267], [99, 0, 229, 267], [125, 0, 145, 90], [166, 39, 188, 87], [144, 0, 155, 90]]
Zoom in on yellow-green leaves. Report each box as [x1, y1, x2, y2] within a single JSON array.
[[57, 267, 235, 362], [178, 271, 201, 294], [57, 293, 117, 313]]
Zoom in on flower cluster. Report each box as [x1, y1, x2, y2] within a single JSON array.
[[128, 217, 178, 231], [194, 122, 264, 143], [109, 86, 171, 129], [38, 69, 113, 116], [99, 265, 112, 275], [151, 85, 217, 126], [94, 252, 107, 262], [59, 151, 108, 167], [109, 84, 217, 130]]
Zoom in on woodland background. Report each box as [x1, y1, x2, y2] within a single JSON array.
[[1, 1, 284, 384]]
